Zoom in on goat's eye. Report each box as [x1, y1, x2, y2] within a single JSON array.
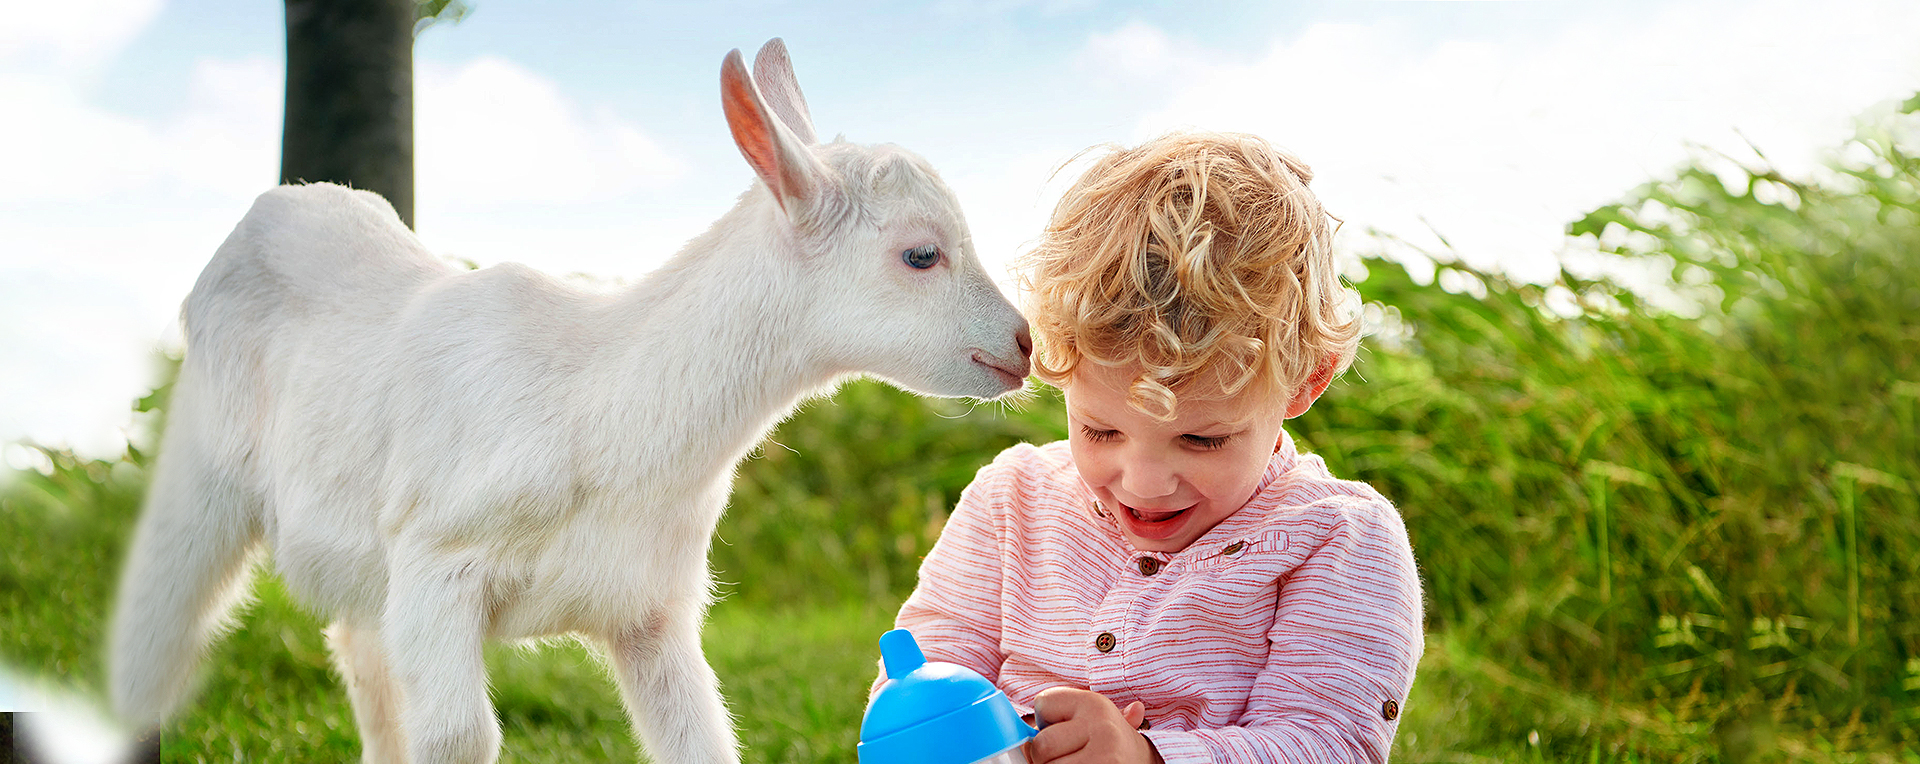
[[902, 244, 941, 269]]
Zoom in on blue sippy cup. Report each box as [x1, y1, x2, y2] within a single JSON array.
[[858, 629, 1038, 764]]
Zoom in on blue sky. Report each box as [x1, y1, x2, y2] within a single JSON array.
[[4, 0, 1920, 460]]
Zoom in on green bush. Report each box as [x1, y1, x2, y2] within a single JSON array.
[[1292, 97, 1920, 756]]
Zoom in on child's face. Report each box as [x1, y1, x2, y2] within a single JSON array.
[[1063, 362, 1293, 554]]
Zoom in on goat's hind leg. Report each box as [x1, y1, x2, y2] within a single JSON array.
[[108, 408, 263, 727], [327, 622, 408, 764]]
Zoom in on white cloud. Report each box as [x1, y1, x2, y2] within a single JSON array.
[[415, 56, 686, 209], [0, 73, 163, 202], [0, 0, 164, 74], [411, 56, 705, 280], [0, 267, 163, 457], [930, 0, 1101, 18], [0, 56, 277, 283], [0, 53, 281, 456], [1075, 21, 1210, 87], [1095, 0, 1920, 280], [158, 57, 284, 194], [0, 56, 277, 205]]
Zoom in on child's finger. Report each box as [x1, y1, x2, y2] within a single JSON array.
[[1031, 686, 1087, 726], [1028, 717, 1089, 763], [1121, 700, 1145, 729]]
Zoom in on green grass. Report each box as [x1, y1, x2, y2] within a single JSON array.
[[0, 459, 1755, 764], [2, 445, 1912, 762], [147, 580, 901, 763], [0, 452, 891, 762], [7, 93, 1920, 764]]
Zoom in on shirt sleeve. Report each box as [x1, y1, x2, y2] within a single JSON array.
[[1141, 498, 1425, 764], [882, 450, 1023, 691]]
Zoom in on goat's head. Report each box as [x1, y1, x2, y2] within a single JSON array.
[[721, 39, 1031, 400]]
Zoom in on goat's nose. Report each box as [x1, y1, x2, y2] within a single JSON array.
[[1015, 323, 1033, 360]]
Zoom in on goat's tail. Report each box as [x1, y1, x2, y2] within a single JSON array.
[[108, 362, 263, 728]]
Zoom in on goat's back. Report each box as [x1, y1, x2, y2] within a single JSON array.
[[180, 183, 450, 455], [186, 184, 447, 344]]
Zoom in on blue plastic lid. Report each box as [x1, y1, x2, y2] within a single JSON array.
[[858, 629, 1036, 764]]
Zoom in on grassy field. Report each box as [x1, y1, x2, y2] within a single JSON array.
[[0, 456, 1750, 764], [5, 98, 1918, 762]]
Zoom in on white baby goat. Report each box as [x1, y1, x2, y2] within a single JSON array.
[[108, 39, 1030, 764]]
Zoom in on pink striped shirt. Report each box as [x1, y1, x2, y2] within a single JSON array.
[[892, 433, 1423, 763]]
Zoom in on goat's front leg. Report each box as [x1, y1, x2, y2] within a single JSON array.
[[383, 549, 500, 764], [606, 599, 739, 764]]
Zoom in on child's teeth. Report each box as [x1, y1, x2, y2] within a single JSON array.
[[1130, 505, 1181, 522]]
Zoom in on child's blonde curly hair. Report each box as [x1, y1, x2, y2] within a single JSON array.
[[1018, 131, 1360, 421]]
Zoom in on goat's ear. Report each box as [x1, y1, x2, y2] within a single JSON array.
[[722, 48, 827, 219], [751, 38, 818, 146]]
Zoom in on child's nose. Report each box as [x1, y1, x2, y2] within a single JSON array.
[[1118, 459, 1179, 501]]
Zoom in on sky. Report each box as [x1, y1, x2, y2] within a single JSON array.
[[3, 0, 1920, 461]]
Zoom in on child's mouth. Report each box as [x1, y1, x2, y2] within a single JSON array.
[[1127, 505, 1187, 523], [1121, 503, 1192, 539]]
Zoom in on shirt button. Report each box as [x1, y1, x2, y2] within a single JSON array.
[[1095, 632, 1116, 653], [1223, 541, 1245, 556], [1382, 699, 1400, 721], [1136, 557, 1161, 576]]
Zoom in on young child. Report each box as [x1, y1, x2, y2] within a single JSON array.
[[891, 132, 1423, 764]]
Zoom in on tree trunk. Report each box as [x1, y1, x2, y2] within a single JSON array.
[[281, 0, 415, 228]]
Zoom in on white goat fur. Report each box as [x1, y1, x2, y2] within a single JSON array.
[[108, 39, 1030, 764]]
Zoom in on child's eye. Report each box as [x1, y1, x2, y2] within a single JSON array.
[[1080, 425, 1119, 443], [1183, 434, 1231, 451]]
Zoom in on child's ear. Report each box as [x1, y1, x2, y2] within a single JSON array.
[[1283, 358, 1339, 419]]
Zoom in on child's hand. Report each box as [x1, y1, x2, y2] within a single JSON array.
[[1027, 687, 1163, 764]]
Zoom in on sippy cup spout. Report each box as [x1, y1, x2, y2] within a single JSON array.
[[879, 628, 926, 679]]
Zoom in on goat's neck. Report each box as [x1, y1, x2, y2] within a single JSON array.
[[583, 193, 834, 494]]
